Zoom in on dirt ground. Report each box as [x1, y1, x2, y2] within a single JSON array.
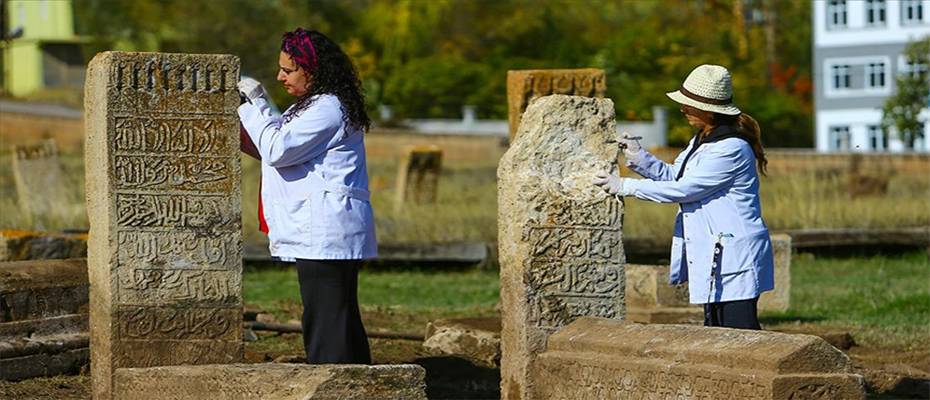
[[2, 309, 928, 400]]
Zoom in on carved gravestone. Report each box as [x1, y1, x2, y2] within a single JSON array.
[[760, 233, 792, 312], [11, 139, 76, 227], [625, 263, 702, 324], [531, 317, 866, 399], [84, 52, 242, 399], [497, 95, 625, 400], [506, 69, 607, 142], [394, 145, 442, 209]]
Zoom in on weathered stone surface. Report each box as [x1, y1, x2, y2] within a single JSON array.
[[84, 51, 242, 399], [113, 363, 427, 400], [625, 263, 690, 308], [0, 347, 89, 381], [423, 317, 501, 368], [498, 95, 624, 400], [0, 229, 87, 261], [530, 317, 866, 399], [11, 139, 78, 227], [0, 313, 86, 340], [394, 145, 442, 209], [760, 233, 792, 312], [625, 263, 702, 324], [625, 306, 704, 324], [0, 258, 88, 321], [0, 313, 89, 381], [506, 69, 606, 141]]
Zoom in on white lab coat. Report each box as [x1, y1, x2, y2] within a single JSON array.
[[624, 133, 774, 304], [238, 94, 377, 260]]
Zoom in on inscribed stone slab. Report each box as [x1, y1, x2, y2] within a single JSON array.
[[759, 233, 791, 312], [84, 51, 242, 400], [531, 317, 865, 399], [113, 363, 427, 400], [0, 258, 88, 321], [497, 95, 624, 400], [506, 69, 606, 141], [10, 139, 76, 227], [394, 145, 442, 209]]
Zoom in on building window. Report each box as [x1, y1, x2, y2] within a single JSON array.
[[867, 125, 887, 151], [832, 65, 851, 89], [867, 63, 886, 88], [830, 126, 851, 150], [866, 0, 886, 25], [913, 123, 927, 150], [902, 58, 929, 78], [902, 0, 924, 24], [828, 0, 848, 28]]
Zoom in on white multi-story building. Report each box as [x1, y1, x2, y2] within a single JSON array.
[[814, 0, 930, 152]]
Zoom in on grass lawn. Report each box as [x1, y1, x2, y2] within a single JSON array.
[[243, 251, 929, 353], [764, 251, 930, 350]]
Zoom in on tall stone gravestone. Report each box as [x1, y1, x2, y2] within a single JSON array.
[[84, 52, 242, 399], [506, 69, 607, 142], [11, 139, 75, 227], [394, 145, 442, 210], [497, 95, 625, 400]]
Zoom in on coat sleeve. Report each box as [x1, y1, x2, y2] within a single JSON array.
[[625, 148, 681, 181], [624, 141, 750, 204], [237, 96, 342, 168]]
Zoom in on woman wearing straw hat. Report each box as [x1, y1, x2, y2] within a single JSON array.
[[593, 64, 773, 330]]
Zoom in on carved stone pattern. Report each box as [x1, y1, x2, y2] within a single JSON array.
[[114, 155, 231, 191], [117, 231, 237, 266], [540, 362, 767, 400], [115, 193, 234, 229], [525, 226, 621, 261], [525, 258, 623, 329], [534, 196, 622, 227], [113, 116, 229, 154], [787, 384, 840, 400], [111, 60, 236, 94], [117, 306, 238, 340], [117, 269, 235, 304]]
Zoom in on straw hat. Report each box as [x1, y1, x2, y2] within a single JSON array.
[[666, 64, 741, 115]]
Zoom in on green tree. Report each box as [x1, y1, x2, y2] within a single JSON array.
[[882, 37, 930, 150]]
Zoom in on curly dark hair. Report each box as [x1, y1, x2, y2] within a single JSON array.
[[280, 29, 370, 131]]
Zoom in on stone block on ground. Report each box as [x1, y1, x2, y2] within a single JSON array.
[[394, 145, 442, 209], [0, 229, 88, 261], [625, 263, 702, 324], [0, 258, 88, 321], [498, 95, 625, 400], [84, 51, 243, 399], [759, 233, 792, 312], [11, 139, 78, 226], [530, 317, 866, 399], [506, 69, 606, 141], [113, 363, 427, 400], [423, 317, 501, 368], [0, 315, 89, 381]]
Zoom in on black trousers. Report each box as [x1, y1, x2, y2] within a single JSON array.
[[296, 259, 371, 364], [703, 297, 761, 330]]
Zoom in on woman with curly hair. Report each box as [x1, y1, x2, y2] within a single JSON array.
[[237, 28, 375, 364]]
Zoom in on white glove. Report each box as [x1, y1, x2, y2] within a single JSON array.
[[592, 171, 632, 196], [237, 78, 265, 101], [615, 132, 643, 158]]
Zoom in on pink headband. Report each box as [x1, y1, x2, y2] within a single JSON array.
[[281, 28, 318, 73]]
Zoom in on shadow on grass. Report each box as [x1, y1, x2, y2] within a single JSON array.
[[759, 313, 826, 325]]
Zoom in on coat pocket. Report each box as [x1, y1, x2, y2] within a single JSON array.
[[716, 230, 768, 275]]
